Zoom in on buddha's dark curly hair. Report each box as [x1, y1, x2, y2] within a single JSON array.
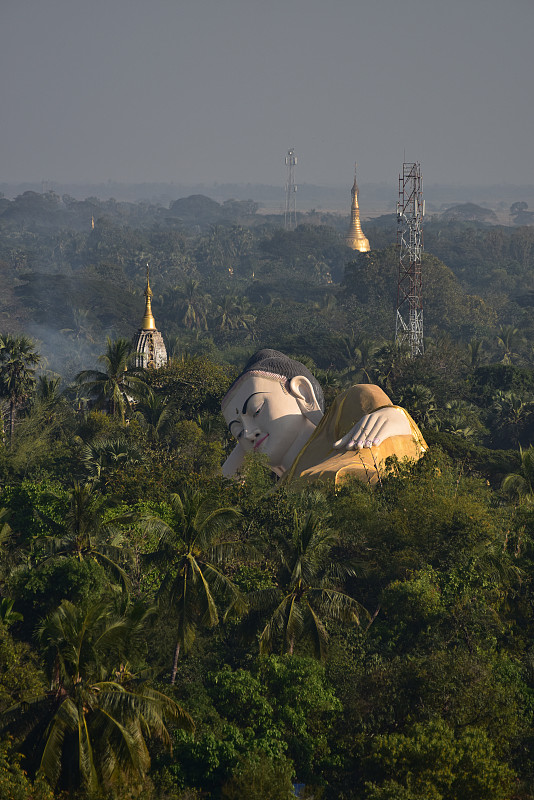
[[229, 348, 325, 412]]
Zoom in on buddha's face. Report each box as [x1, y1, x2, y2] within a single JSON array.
[[222, 373, 315, 473]]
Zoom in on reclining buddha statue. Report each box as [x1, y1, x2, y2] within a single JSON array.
[[221, 349, 427, 487]]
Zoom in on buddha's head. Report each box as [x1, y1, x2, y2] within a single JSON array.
[[221, 349, 324, 477]]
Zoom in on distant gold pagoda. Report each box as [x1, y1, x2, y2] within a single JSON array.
[[132, 266, 168, 369], [345, 165, 370, 252]]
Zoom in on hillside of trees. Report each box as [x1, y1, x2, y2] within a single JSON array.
[[1, 190, 534, 799]]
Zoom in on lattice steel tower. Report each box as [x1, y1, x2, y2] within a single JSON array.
[[395, 162, 424, 356], [284, 148, 297, 230]]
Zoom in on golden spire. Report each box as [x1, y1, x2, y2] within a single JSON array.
[[141, 264, 156, 330], [345, 164, 370, 252]]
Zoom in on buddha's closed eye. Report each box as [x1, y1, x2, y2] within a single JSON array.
[[252, 402, 264, 417]]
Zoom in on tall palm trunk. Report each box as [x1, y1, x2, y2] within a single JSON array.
[[170, 641, 181, 685], [8, 399, 16, 445]]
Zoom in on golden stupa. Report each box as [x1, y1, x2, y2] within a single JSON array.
[[140, 266, 156, 330], [345, 165, 370, 252], [132, 265, 167, 369]]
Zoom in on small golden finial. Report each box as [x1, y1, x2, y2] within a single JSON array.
[[346, 163, 370, 252], [145, 263, 153, 296], [141, 263, 156, 330], [353, 163, 358, 194]]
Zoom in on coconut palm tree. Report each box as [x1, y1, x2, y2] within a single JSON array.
[[75, 337, 148, 422], [340, 332, 381, 384], [164, 333, 183, 362], [0, 333, 41, 443], [466, 337, 485, 368], [135, 392, 175, 441], [496, 325, 524, 364], [28, 375, 69, 430], [39, 482, 134, 589], [0, 597, 23, 626], [248, 511, 366, 660], [0, 599, 193, 795], [502, 445, 534, 504], [214, 295, 255, 333], [35, 375, 61, 404], [144, 487, 242, 684], [178, 279, 210, 331]]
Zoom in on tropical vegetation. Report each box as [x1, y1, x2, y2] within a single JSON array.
[[0, 190, 533, 798]]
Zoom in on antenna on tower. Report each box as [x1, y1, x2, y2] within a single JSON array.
[[284, 148, 297, 230], [395, 162, 424, 357]]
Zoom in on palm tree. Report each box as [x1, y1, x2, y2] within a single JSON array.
[[39, 482, 134, 589], [249, 511, 366, 660], [490, 390, 534, 446], [214, 295, 239, 331], [466, 337, 485, 368], [340, 332, 381, 383], [196, 225, 253, 271], [0, 599, 193, 795], [0, 597, 23, 626], [0, 505, 12, 544], [178, 279, 210, 331], [35, 375, 62, 404], [0, 506, 17, 589], [0, 333, 41, 443], [434, 399, 480, 440], [75, 337, 148, 422], [396, 383, 437, 427], [30, 375, 67, 429], [78, 437, 146, 485], [371, 340, 410, 395], [136, 392, 175, 441], [502, 446, 534, 504], [214, 295, 255, 333], [233, 297, 256, 338], [496, 325, 524, 364], [164, 333, 182, 362], [144, 487, 242, 684]]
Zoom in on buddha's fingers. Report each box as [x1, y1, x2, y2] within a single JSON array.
[[333, 407, 411, 451], [360, 418, 389, 448], [334, 413, 374, 450]]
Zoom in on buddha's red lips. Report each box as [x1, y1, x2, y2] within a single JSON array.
[[254, 434, 269, 451]]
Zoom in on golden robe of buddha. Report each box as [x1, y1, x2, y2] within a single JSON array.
[[281, 383, 426, 488]]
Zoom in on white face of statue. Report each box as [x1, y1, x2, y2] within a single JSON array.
[[222, 373, 318, 474]]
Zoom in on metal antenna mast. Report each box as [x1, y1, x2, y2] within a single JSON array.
[[395, 162, 424, 356], [284, 148, 297, 230]]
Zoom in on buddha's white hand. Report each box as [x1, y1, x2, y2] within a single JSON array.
[[333, 406, 412, 450]]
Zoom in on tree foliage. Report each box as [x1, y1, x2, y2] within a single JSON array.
[[1, 198, 534, 798], [0, 599, 193, 795]]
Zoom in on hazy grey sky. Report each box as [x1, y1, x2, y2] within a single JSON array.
[[1, 0, 533, 188]]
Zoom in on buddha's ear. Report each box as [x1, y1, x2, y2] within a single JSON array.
[[289, 376, 323, 425]]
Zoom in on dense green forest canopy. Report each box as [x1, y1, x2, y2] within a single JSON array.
[[1, 190, 534, 798], [1, 189, 534, 377]]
